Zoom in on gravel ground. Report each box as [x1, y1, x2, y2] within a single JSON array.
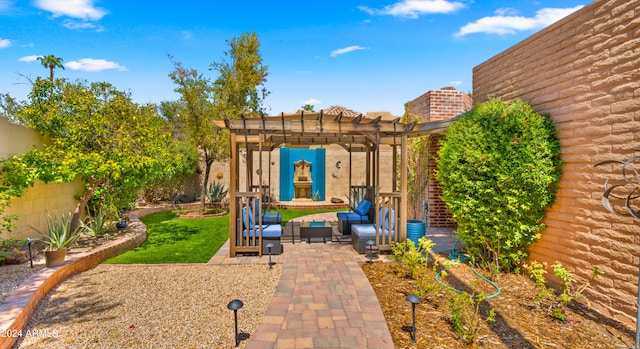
[[12, 264, 281, 349], [0, 256, 46, 304]]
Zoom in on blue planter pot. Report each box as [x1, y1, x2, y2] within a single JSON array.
[[406, 219, 426, 246]]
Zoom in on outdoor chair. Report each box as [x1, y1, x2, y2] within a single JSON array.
[[352, 206, 395, 254], [251, 199, 282, 225], [337, 199, 372, 234], [241, 206, 283, 254]]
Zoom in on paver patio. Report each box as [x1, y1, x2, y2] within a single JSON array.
[[208, 212, 457, 348]]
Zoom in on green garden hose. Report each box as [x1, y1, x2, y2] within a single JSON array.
[[434, 239, 501, 299]]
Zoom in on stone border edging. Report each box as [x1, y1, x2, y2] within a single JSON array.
[[0, 205, 187, 349]]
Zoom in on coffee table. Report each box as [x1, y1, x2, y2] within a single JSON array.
[[300, 221, 333, 243]]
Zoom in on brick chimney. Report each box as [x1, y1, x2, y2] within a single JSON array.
[[406, 87, 471, 227], [407, 87, 472, 122]]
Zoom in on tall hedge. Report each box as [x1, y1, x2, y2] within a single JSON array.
[[436, 99, 562, 274]]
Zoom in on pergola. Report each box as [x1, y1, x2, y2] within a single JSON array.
[[213, 111, 453, 257]]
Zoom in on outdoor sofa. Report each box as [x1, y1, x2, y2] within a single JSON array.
[[241, 206, 283, 254], [336, 199, 372, 234], [352, 207, 395, 254]]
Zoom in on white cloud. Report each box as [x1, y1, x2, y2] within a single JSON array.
[[303, 98, 322, 106], [0, 38, 11, 48], [18, 55, 40, 62], [359, 0, 465, 19], [455, 6, 583, 37], [330, 45, 367, 57], [494, 8, 519, 16], [65, 58, 127, 72], [181, 31, 194, 42], [34, 0, 108, 21], [0, 0, 14, 12], [63, 19, 103, 31], [448, 80, 462, 86]]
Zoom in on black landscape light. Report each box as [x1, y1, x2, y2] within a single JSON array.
[[406, 294, 421, 343], [26, 238, 37, 268], [265, 242, 275, 269], [227, 299, 244, 347], [366, 239, 376, 264]]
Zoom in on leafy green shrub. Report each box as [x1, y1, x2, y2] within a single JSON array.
[[390, 237, 435, 279], [551, 261, 603, 321], [524, 260, 554, 302], [0, 237, 25, 263], [391, 237, 438, 299], [448, 291, 496, 344], [436, 99, 563, 274], [525, 260, 603, 321]]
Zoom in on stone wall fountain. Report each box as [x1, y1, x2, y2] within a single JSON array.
[[293, 159, 312, 200]]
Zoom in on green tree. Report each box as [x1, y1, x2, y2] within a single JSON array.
[[436, 99, 562, 275], [1, 78, 192, 230], [37, 55, 65, 82], [211, 31, 269, 118], [301, 104, 315, 112], [168, 57, 226, 213], [169, 32, 270, 213]]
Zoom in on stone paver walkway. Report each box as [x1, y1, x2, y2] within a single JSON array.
[[209, 242, 394, 348], [208, 211, 395, 348], [208, 211, 457, 348]]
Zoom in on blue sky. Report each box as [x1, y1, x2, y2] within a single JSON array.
[[0, 0, 588, 116]]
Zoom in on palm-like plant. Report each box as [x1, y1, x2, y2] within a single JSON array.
[[37, 54, 65, 82]]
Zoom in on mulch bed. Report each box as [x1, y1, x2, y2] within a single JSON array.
[[361, 260, 636, 348]]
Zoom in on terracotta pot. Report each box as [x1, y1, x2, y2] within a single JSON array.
[[45, 248, 67, 268]]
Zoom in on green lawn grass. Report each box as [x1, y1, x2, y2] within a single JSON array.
[[104, 211, 229, 264], [277, 208, 345, 226], [103, 207, 345, 264]]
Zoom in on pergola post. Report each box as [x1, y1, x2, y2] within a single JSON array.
[[268, 147, 272, 205], [392, 145, 398, 192], [400, 132, 408, 241], [246, 145, 253, 191], [229, 132, 238, 257]]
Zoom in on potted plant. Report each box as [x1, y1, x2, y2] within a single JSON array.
[[37, 213, 81, 267]]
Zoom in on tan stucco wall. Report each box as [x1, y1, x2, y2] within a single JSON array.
[[0, 117, 42, 160], [473, 0, 640, 326], [1, 117, 84, 240]]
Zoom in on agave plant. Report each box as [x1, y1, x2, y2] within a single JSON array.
[[206, 181, 228, 207], [79, 206, 109, 237], [36, 212, 81, 250]]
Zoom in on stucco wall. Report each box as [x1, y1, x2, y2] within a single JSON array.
[[0, 117, 84, 241], [473, 0, 640, 326]]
